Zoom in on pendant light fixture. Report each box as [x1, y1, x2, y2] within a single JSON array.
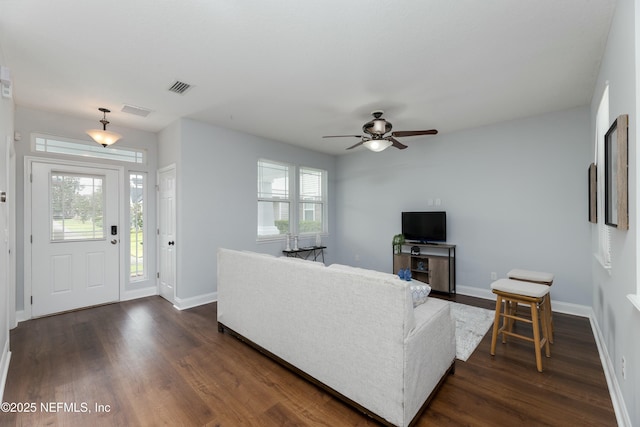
[[86, 107, 122, 147]]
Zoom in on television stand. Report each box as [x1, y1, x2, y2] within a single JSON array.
[[393, 242, 456, 295]]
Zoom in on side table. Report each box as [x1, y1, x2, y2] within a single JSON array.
[[282, 246, 326, 263]]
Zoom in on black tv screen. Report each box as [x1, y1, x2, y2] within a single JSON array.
[[402, 211, 447, 242]]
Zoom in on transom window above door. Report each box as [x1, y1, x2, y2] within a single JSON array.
[[33, 133, 145, 164]]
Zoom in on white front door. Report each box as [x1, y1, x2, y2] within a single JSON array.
[[158, 165, 176, 303], [31, 162, 120, 317]]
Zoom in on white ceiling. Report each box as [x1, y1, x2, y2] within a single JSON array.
[[0, 0, 616, 155]]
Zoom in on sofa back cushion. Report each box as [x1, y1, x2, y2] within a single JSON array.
[[326, 263, 416, 334]]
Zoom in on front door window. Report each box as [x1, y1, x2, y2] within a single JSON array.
[[50, 173, 105, 241]]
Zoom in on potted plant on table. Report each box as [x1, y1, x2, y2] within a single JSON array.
[[392, 233, 405, 255]]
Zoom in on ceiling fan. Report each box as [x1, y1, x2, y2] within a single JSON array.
[[322, 110, 438, 152]]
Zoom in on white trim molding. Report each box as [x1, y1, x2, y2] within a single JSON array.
[[121, 286, 158, 302], [15, 310, 28, 324], [590, 313, 632, 427], [626, 294, 640, 312], [0, 337, 11, 403], [173, 292, 217, 311]]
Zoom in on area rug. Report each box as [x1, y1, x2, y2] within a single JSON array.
[[450, 302, 495, 361]]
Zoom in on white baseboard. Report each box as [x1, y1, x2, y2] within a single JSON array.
[[120, 286, 158, 302], [550, 300, 592, 318], [173, 292, 218, 311], [590, 313, 632, 427], [0, 337, 11, 403], [456, 285, 494, 301], [15, 310, 28, 324], [456, 285, 592, 317]]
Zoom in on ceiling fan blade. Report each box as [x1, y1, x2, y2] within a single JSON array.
[[391, 129, 438, 138], [322, 134, 363, 139], [388, 137, 408, 150], [346, 140, 366, 150]]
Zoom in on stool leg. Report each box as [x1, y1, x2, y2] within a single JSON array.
[[511, 301, 519, 326], [491, 295, 503, 356], [545, 295, 554, 344], [502, 300, 509, 344], [505, 301, 514, 339], [530, 301, 543, 372], [508, 302, 519, 335], [540, 298, 551, 358]]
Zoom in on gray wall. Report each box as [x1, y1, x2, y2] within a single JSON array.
[[335, 106, 592, 307], [158, 118, 337, 301], [590, 0, 639, 424], [158, 119, 180, 169], [13, 107, 159, 311]]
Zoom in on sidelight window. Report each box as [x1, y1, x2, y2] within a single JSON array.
[[130, 172, 146, 280]]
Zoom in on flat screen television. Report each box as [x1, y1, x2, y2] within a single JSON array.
[[402, 211, 447, 243]]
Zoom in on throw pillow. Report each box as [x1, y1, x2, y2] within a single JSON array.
[[410, 284, 431, 307]]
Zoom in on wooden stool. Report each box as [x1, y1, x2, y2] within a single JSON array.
[[508, 269, 555, 342], [490, 278, 551, 372]]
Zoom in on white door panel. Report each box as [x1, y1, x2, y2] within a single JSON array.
[[31, 162, 120, 317], [158, 166, 176, 303]]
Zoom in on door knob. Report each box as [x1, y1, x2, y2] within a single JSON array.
[[111, 239, 118, 244], [168, 241, 175, 245]]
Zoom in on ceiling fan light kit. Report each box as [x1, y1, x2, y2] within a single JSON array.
[[86, 107, 122, 147], [323, 110, 438, 152], [363, 139, 392, 152]]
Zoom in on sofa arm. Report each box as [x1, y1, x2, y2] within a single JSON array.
[[403, 298, 456, 425]]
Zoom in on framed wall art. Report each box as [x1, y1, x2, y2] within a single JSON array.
[[604, 114, 629, 229], [589, 163, 597, 223]]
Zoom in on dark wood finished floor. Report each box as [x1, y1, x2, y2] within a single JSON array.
[[2, 295, 616, 426]]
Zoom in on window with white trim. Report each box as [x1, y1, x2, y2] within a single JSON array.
[[298, 167, 326, 234], [257, 160, 327, 239], [258, 160, 291, 237], [595, 84, 611, 269]]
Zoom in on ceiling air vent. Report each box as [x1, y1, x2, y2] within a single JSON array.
[[121, 104, 152, 117], [168, 80, 192, 95]]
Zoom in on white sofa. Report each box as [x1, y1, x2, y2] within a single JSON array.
[[217, 248, 456, 427]]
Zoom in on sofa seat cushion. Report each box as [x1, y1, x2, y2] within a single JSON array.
[[507, 268, 554, 284], [491, 278, 549, 298]]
